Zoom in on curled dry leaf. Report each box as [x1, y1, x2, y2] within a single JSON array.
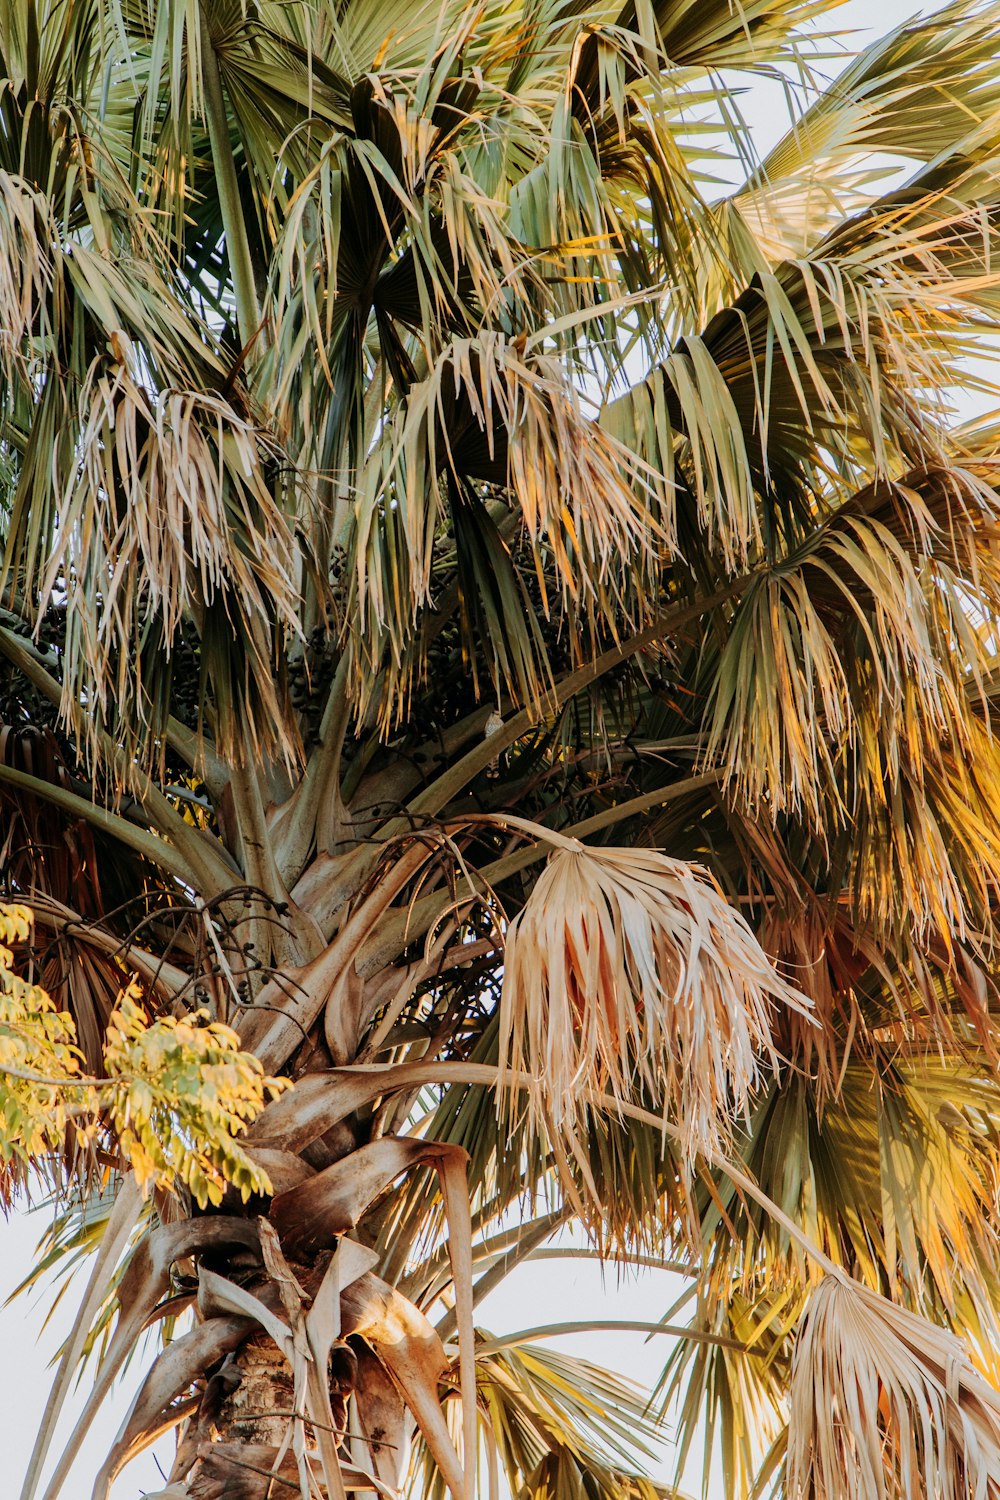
[[341, 1272, 467, 1500], [788, 1271, 1000, 1500], [498, 829, 813, 1165]]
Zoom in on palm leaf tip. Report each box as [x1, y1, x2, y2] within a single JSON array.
[[788, 1272, 1000, 1500], [497, 835, 812, 1165]]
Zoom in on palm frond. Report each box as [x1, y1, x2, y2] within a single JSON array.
[[788, 1271, 1000, 1500], [657, 1279, 796, 1500], [416, 1334, 675, 1500], [498, 829, 812, 1165], [49, 353, 304, 770]]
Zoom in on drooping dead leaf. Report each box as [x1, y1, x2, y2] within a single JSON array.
[[788, 1270, 1000, 1500], [48, 355, 305, 770], [498, 828, 813, 1165]]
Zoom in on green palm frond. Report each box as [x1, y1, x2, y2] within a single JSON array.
[[657, 1279, 796, 1500], [415, 1335, 676, 1500], [702, 1061, 1000, 1324]]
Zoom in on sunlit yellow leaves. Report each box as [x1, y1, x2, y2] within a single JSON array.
[[0, 905, 32, 944], [102, 983, 289, 1206], [705, 505, 981, 843], [0, 907, 289, 1207], [0, 905, 83, 1164]]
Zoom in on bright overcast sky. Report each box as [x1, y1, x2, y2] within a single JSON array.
[[0, 2, 956, 1496]]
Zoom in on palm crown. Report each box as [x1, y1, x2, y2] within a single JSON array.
[[5, 0, 1000, 1496]]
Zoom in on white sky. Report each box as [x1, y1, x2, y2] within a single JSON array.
[[0, 0, 957, 1495]]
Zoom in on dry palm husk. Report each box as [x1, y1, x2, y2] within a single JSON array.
[[497, 827, 812, 1165], [788, 1270, 1000, 1500]]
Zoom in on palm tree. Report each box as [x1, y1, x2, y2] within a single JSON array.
[[7, 0, 1000, 1494]]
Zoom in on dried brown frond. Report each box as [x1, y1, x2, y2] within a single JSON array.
[[0, 171, 55, 375], [498, 829, 813, 1167], [788, 1271, 1000, 1500], [45, 345, 303, 768], [758, 905, 873, 1100], [354, 332, 671, 640]]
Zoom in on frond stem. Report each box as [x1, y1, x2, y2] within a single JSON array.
[[435, 1208, 572, 1341], [356, 771, 721, 975], [473, 1321, 748, 1355], [395, 577, 752, 827], [330, 1061, 842, 1278], [0, 762, 196, 889]]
